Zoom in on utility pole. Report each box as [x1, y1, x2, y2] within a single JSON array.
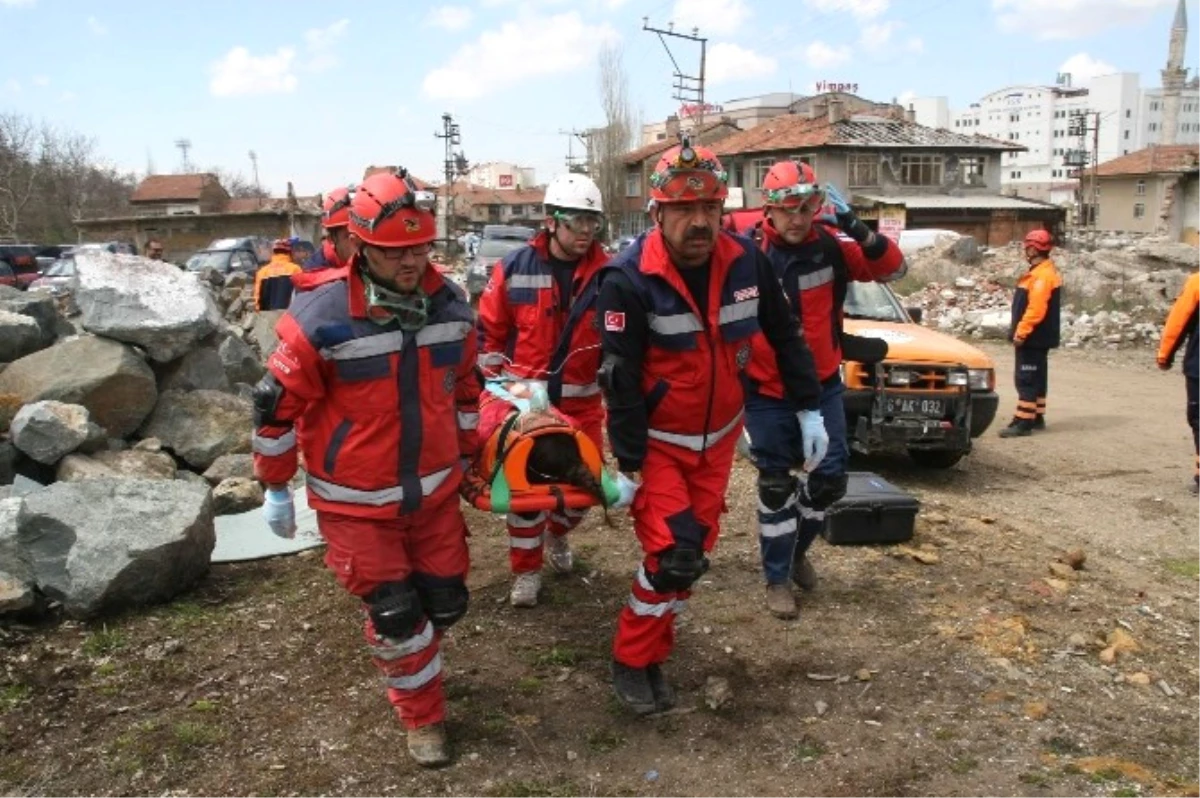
[[559, 128, 592, 174], [642, 18, 707, 136], [434, 113, 468, 249], [248, 150, 261, 206], [174, 138, 192, 173], [1066, 110, 1101, 230]]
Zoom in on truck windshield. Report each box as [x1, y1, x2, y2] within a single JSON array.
[[844, 281, 908, 323]]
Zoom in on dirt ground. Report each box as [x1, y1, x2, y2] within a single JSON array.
[[1, 343, 1197, 797]]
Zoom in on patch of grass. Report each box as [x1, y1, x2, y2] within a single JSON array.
[[486, 778, 580, 797], [1018, 771, 1052, 787], [1089, 768, 1123, 784], [586, 728, 626, 753], [515, 676, 542, 696], [172, 721, 225, 747], [1044, 735, 1080, 755], [98, 683, 122, 697], [950, 756, 979, 774], [482, 710, 509, 735], [932, 727, 956, 741], [82, 628, 127, 657], [94, 661, 117, 677], [0, 683, 31, 709], [1163, 558, 1200, 579], [1112, 788, 1139, 797], [795, 738, 826, 761], [190, 699, 219, 712], [533, 645, 580, 668]]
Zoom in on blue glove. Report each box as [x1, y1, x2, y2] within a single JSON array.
[[796, 410, 829, 473], [263, 486, 297, 539], [821, 183, 871, 243], [823, 183, 852, 216], [613, 472, 641, 510]]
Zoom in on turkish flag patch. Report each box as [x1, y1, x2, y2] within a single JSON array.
[[604, 311, 626, 332]]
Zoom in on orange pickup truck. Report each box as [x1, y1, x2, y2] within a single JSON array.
[[841, 281, 998, 468]]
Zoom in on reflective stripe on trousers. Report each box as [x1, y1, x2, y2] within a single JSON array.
[[307, 466, 452, 506]]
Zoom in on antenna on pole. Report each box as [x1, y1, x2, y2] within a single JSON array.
[[174, 138, 192, 173], [249, 150, 261, 206], [643, 17, 708, 136], [559, 128, 592, 174]]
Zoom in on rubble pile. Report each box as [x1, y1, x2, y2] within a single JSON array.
[[897, 233, 1197, 348], [0, 252, 266, 619]]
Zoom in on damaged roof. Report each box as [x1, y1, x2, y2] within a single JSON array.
[[130, 173, 222, 202], [1096, 145, 1200, 177], [622, 120, 743, 166], [711, 116, 1023, 157], [855, 193, 1063, 211]]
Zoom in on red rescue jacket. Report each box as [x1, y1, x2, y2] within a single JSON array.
[[253, 261, 482, 519], [476, 231, 608, 418]]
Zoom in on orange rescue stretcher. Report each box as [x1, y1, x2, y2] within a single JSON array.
[[460, 380, 619, 515]]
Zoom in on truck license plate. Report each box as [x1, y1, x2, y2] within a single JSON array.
[[885, 396, 944, 417]]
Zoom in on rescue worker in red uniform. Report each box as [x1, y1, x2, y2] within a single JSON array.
[[1157, 271, 1199, 494], [1000, 229, 1062, 438], [596, 141, 828, 714], [302, 185, 356, 273], [476, 174, 609, 607], [252, 169, 482, 767], [745, 161, 906, 619]]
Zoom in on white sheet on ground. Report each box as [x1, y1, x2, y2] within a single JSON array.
[[211, 487, 324, 563]]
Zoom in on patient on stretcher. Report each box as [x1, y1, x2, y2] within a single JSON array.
[[463, 380, 615, 514]]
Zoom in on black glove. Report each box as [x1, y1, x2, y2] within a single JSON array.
[[649, 545, 710, 592]]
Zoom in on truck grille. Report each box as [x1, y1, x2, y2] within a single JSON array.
[[848, 362, 956, 392]]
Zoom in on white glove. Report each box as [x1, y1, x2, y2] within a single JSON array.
[[263, 486, 297, 539], [796, 410, 829, 473], [613, 472, 641, 510]]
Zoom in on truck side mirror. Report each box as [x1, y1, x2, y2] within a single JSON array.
[[906, 307, 923, 324]]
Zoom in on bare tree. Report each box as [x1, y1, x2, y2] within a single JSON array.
[[594, 44, 638, 239], [207, 166, 270, 199], [0, 113, 48, 240]]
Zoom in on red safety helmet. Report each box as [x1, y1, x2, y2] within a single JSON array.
[[1023, 229, 1053, 253], [322, 186, 353, 229], [649, 141, 729, 204], [271, 238, 293, 254], [762, 160, 823, 207], [348, 169, 437, 248]]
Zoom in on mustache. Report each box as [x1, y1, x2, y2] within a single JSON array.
[[685, 226, 712, 240]]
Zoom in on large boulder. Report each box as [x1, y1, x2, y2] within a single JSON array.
[[202, 453, 254, 485], [72, 250, 222, 363], [91, 449, 178, 480], [56, 454, 118, 482], [212, 477, 263, 515], [0, 337, 157, 438], [156, 346, 232, 393], [248, 310, 286, 360], [1131, 239, 1198, 270], [0, 310, 48, 362], [9, 400, 91, 465], [0, 440, 16, 486], [0, 496, 35, 614], [0, 286, 57, 346], [218, 335, 264, 386], [17, 479, 215, 618], [139, 390, 252, 470]]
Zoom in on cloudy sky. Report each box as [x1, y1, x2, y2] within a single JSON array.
[[1, 0, 1194, 195]]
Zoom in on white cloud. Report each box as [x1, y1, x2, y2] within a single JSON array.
[[993, 0, 1173, 39], [303, 18, 349, 72], [425, 6, 473, 30], [822, 0, 889, 19], [422, 12, 618, 101], [87, 15, 107, 36], [800, 40, 852, 69], [705, 42, 776, 84], [210, 46, 298, 97], [31, 74, 49, 86], [859, 20, 896, 50], [669, 0, 750, 34], [905, 36, 925, 53], [1058, 52, 1119, 83]]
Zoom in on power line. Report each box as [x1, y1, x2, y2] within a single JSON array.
[[559, 128, 592, 174], [434, 113, 468, 246], [642, 17, 708, 134]]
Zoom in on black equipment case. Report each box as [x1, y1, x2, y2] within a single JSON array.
[[821, 472, 919, 545]]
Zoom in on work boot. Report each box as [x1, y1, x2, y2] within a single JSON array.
[[611, 659, 657, 715], [509, 571, 542, 608], [1190, 476, 1198, 496], [406, 722, 450, 768], [998, 419, 1033, 438], [544, 532, 574, 574], [1032, 416, 1046, 430], [646, 663, 676, 711], [765, 583, 798, 620], [792, 554, 818, 592]]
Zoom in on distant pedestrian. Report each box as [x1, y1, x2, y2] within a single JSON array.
[[1157, 272, 1199, 494], [253, 239, 301, 311], [145, 238, 165, 261], [999, 229, 1062, 438]]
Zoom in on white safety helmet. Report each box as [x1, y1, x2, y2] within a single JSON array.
[[543, 174, 604, 214]]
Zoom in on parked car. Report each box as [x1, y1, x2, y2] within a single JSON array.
[[76, 241, 137, 255], [466, 227, 537, 302], [0, 261, 17, 290], [841, 280, 998, 468], [185, 247, 260, 277], [204, 236, 273, 266], [0, 244, 41, 289], [27, 256, 76, 294]]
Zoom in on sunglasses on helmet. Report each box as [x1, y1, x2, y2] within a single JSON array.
[[763, 182, 824, 206]]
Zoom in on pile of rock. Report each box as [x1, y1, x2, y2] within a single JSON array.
[[898, 234, 1197, 349], [0, 251, 271, 619]]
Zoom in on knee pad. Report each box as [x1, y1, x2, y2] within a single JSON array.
[[803, 472, 848, 511], [413, 574, 469, 630], [366, 580, 424, 639], [757, 471, 798, 512], [647, 546, 710, 592]]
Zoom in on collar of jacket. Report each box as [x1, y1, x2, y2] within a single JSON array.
[[321, 238, 345, 270], [638, 227, 743, 321], [346, 254, 448, 319], [530, 229, 609, 288]]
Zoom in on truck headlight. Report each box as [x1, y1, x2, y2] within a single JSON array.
[[946, 370, 969, 387], [967, 368, 993, 391], [886, 369, 916, 386]]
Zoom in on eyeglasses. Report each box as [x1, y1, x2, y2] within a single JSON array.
[[366, 242, 432, 261], [769, 195, 824, 217], [553, 211, 604, 233]]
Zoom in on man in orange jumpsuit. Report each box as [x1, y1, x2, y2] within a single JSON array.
[[1000, 229, 1062, 438], [1157, 272, 1199, 494]]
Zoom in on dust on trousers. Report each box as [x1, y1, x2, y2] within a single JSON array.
[[318, 495, 470, 730], [1014, 347, 1050, 421], [612, 431, 738, 669]]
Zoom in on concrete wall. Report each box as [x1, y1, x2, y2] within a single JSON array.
[[1177, 174, 1199, 244], [1095, 175, 1168, 234], [76, 213, 319, 265]]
